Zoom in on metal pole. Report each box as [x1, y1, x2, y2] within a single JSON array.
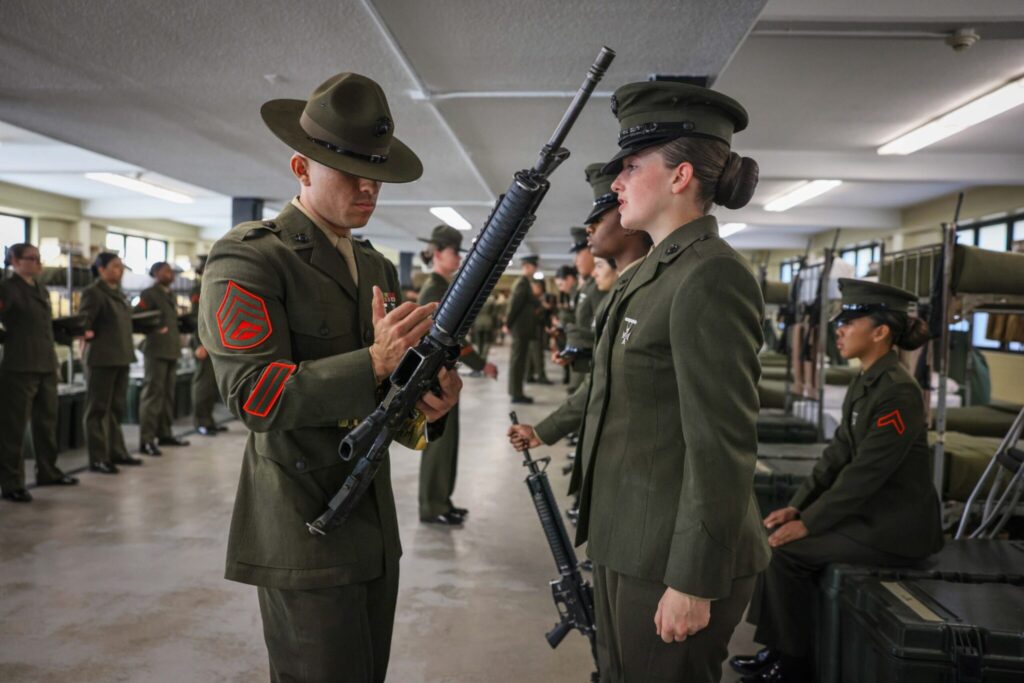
[[816, 252, 832, 441], [934, 222, 956, 496]]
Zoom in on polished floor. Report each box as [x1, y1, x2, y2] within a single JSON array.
[[0, 345, 757, 682]]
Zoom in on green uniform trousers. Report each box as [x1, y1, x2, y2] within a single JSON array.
[[474, 329, 494, 364], [84, 365, 130, 465], [139, 357, 177, 444], [748, 531, 916, 658], [256, 566, 399, 683], [592, 564, 755, 683], [419, 403, 460, 518], [508, 333, 531, 399], [526, 337, 548, 382], [0, 370, 63, 492], [192, 355, 219, 429]]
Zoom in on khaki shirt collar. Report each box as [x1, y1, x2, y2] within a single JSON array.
[[291, 197, 352, 249]]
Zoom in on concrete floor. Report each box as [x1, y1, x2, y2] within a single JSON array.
[[0, 345, 758, 682]]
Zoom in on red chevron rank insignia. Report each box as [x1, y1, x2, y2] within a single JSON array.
[[876, 409, 905, 435], [216, 281, 272, 350], [243, 361, 296, 417]]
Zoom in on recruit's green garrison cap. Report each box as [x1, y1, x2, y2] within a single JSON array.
[[519, 254, 539, 266], [569, 226, 590, 253], [602, 81, 749, 174], [583, 162, 619, 225], [833, 278, 917, 324], [417, 224, 465, 252]]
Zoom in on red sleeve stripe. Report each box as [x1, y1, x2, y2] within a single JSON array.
[[876, 409, 906, 435], [243, 362, 296, 417]]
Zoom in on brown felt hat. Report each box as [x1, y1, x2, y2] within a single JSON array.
[[261, 73, 422, 183], [417, 224, 466, 253]]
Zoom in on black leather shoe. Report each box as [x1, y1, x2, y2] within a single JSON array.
[[420, 512, 464, 526], [741, 661, 794, 683], [2, 489, 33, 503], [450, 506, 469, 518], [112, 456, 144, 466], [579, 559, 593, 572], [536, 378, 554, 385], [730, 648, 779, 677], [89, 462, 120, 474], [197, 426, 217, 437], [140, 442, 162, 456], [214, 424, 229, 433], [510, 395, 534, 404], [36, 474, 79, 486], [158, 436, 190, 447]]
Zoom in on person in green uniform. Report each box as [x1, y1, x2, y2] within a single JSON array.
[[416, 225, 498, 526], [567, 81, 770, 682], [470, 293, 498, 369], [732, 279, 943, 683], [189, 255, 223, 436], [506, 254, 539, 404], [135, 261, 188, 455], [559, 221, 607, 393], [79, 253, 142, 473], [197, 72, 461, 683], [0, 243, 79, 502], [526, 279, 553, 384], [552, 265, 579, 385]]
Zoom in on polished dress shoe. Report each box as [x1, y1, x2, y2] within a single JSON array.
[[741, 661, 798, 683], [730, 648, 779, 676], [2, 489, 33, 503], [450, 506, 469, 518], [89, 462, 119, 474], [158, 436, 190, 446], [214, 424, 229, 433], [420, 512, 464, 526], [112, 456, 143, 466], [36, 474, 79, 486], [140, 442, 162, 456], [196, 425, 217, 437], [579, 559, 593, 572], [510, 395, 534, 405]]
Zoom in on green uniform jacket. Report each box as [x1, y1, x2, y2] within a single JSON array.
[[198, 203, 409, 590], [576, 216, 770, 600], [79, 280, 136, 367], [418, 272, 485, 372], [473, 296, 497, 332], [0, 274, 58, 373], [566, 277, 605, 351], [789, 351, 944, 558], [505, 276, 535, 339], [135, 284, 181, 360]]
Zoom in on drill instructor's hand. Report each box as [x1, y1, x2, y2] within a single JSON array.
[[369, 286, 437, 381]]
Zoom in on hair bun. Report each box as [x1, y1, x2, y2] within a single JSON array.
[[714, 152, 759, 210]]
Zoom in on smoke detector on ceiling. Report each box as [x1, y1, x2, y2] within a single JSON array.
[[945, 28, 980, 53]]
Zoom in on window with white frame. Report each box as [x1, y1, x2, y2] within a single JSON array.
[[105, 231, 168, 275]]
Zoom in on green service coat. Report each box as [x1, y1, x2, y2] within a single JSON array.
[[575, 216, 770, 600], [505, 275, 536, 340], [199, 202, 432, 590], [135, 284, 181, 360], [789, 350, 944, 558], [0, 274, 58, 373], [78, 280, 136, 367], [566, 277, 605, 354]]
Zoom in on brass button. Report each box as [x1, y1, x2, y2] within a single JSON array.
[[666, 243, 680, 255], [295, 459, 306, 471]]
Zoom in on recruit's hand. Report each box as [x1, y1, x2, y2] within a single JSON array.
[[507, 424, 542, 452], [768, 520, 809, 548], [483, 362, 499, 380], [369, 286, 437, 382], [84, 330, 95, 340], [195, 345, 208, 361], [763, 506, 799, 530], [415, 367, 462, 423], [158, 326, 169, 334], [655, 587, 711, 643], [552, 349, 572, 366]]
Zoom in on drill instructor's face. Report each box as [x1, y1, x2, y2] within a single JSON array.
[[292, 154, 381, 229]]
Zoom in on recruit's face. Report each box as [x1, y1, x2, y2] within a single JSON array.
[[611, 147, 679, 231], [586, 209, 626, 260], [835, 316, 890, 360], [574, 247, 594, 278], [522, 262, 538, 278], [154, 264, 175, 286], [295, 154, 381, 230], [555, 276, 576, 294], [592, 257, 617, 291], [12, 247, 42, 279], [99, 257, 125, 284]]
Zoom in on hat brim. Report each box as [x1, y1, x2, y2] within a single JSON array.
[[601, 135, 682, 175], [831, 308, 873, 325], [416, 237, 466, 253], [261, 99, 423, 183], [583, 199, 618, 226]]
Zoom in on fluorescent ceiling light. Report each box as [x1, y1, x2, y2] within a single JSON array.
[[532, 271, 545, 280], [429, 206, 473, 231], [84, 172, 194, 204], [764, 180, 842, 212], [720, 222, 747, 238], [878, 75, 1024, 155]]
